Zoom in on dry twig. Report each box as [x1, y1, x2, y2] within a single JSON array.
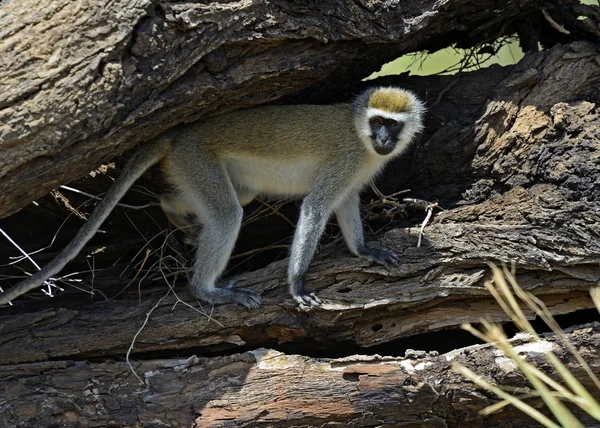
[[542, 8, 571, 34]]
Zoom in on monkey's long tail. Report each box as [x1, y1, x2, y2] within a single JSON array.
[[0, 138, 170, 306]]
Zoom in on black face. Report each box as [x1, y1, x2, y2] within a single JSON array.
[[369, 116, 404, 155]]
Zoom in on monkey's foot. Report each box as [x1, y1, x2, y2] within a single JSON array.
[[290, 276, 322, 310], [183, 235, 197, 247], [293, 292, 322, 310], [189, 284, 262, 309], [358, 245, 400, 269]]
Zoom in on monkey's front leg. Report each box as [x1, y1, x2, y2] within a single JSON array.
[[287, 193, 333, 308], [336, 191, 400, 268]]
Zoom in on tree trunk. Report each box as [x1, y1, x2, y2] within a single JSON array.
[[1, 0, 600, 426], [2, 323, 599, 427], [1, 40, 599, 363], [0, 0, 591, 218]]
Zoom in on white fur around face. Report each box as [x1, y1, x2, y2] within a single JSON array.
[[366, 108, 412, 123], [355, 97, 425, 158]]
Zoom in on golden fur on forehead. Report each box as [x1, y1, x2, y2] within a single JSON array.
[[368, 88, 412, 113]]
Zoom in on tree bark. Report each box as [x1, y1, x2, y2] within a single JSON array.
[[2, 323, 599, 427], [1, 41, 599, 364], [0, 0, 590, 218], [1, 1, 600, 426]]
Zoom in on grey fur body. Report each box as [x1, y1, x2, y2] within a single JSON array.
[[1, 88, 424, 307]]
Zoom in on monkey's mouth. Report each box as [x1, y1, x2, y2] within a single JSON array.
[[371, 126, 396, 155], [372, 139, 395, 155]]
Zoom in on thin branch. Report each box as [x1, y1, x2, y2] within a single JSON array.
[[126, 289, 172, 385], [0, 227, 41, 271], [417, 203, 437, 247], [542, 8, 570, 34], [60, 185, 161, 210]]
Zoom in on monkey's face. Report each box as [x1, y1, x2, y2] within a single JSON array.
[[369, 115, 405, 155], [353, 86, 425, 157]]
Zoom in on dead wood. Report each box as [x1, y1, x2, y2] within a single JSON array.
[[0, 0, 591, 218], [0, 42, 599, 367], [1, 323, 599, 427], [1, 1, 600, 425]]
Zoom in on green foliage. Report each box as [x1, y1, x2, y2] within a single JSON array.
[[367, 37, 524, 79]]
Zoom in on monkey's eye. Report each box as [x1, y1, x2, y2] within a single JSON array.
[[388, 120, 399, 127], [371, 117, 383, 127]]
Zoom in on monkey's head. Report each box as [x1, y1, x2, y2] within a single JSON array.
[[353, 86, 425, 156]]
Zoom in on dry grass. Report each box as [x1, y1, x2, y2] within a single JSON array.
[[454, 263, 600, 427]]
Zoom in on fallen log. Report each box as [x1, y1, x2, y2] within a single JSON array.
[[0, 42, 599, 366], [0, 0, 590, 217], [1, 1, 600, 425], [1, 323, 599, 427]]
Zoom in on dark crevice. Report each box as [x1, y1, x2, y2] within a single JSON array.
[[342, 372, 360, 382], [70, 307, 600, 364]]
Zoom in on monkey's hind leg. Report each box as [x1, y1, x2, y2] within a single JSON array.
[[175, 157, 261, 309], [160, 193, 202, 245]]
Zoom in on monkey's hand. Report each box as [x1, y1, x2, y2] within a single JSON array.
[[189, 281, 262, 309], [358, 244, 400, 269], [290, 275, 322, 310]]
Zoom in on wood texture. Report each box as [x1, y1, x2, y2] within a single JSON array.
[[1, 0, 600, 425], [1, 42, 599, 366], [0, 0, 582, 218], [2, 323, 599, 427]]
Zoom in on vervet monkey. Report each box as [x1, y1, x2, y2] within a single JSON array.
[[0, 86, 424, 308]]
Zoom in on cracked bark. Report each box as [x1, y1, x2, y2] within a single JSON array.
[[0, 0, 590, 218], [2, 324, 600, 427], [1, 0, 600, 426], [1, 41, 598, 364], [0, 42, 599, 425]]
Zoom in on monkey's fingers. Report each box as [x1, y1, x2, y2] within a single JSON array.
[[359, 245, 401, 269], [379, 249, 401, 267]]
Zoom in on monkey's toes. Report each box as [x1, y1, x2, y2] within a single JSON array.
[[189, 286, 262, 309], [223, 279, 239, 289], [231, 288, 262, 309], [223, 281, 262, 308], [293, 292, 322, 311]]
